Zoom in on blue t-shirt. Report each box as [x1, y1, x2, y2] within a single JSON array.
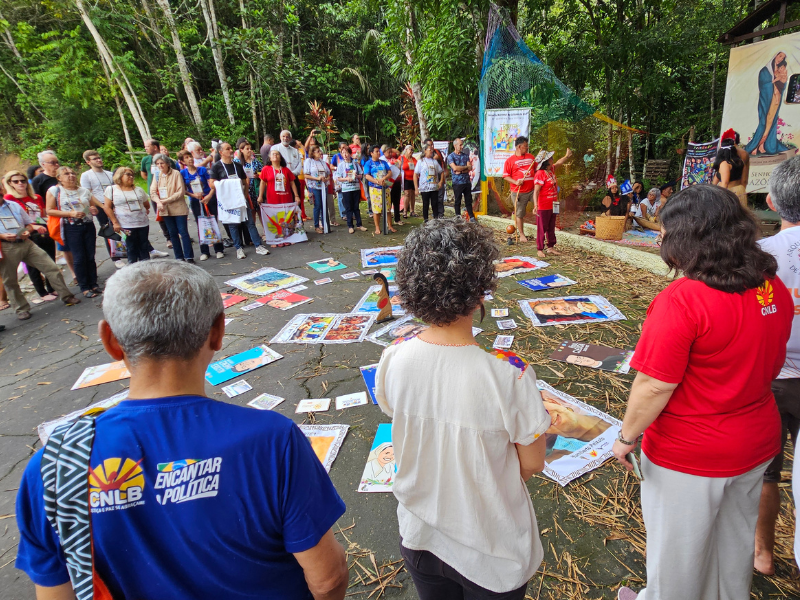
[[446, 151, 471, 186], [15, 395, 345, 599], [363, 158, 391, 189], [180, 166, 212, 196]]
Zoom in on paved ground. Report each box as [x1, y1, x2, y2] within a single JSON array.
[[0, 209, 796, 599]]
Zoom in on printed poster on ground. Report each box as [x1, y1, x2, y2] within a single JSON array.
[[720, 31, 800, 192], [483, 108, 531, 177], [519, 295, 625, 327], [352, 285, 405, 317], [358, 423, 395, 492], [205, 345, 283, 385], [299, 424, 349, 472], [270, 313, 377, 344], [361, 246, 402, 268], [537, 381, 621, 486], [225, 267, 308, 296]]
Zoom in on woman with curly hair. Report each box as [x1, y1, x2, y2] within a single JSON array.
[[375, 218, 551, 600], [614, 185, 793, 600]]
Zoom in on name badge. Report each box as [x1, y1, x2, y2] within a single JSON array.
[[151, 165, 159, 175], [244, 166, 255, 179], [190, 179, 203, 194], [274, 173, 285, 192], [552, 201, 560, 214], [158, 187, 168, 199], [0, 215, 19, 230]]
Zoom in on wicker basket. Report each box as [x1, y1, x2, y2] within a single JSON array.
[[595, 215, 626, 240]]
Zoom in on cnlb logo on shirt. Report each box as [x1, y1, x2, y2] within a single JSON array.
[[89, 457, 145, 513], [154, 457, 222, 505], [757, 281, 777, 316]]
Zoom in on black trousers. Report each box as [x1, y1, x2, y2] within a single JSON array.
[[62, 221, 97, 292], [421, 191, 438, 221], [453, 183, 475, 219], [124, 226, 150, 263], [342, 190, 362, 228], [391, 179, 402, 223], [28, 233, 56, 296], [400, 543, 527, 600]]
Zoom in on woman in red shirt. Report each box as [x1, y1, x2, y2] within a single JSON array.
[[3, 170, 57, 302], [532, 149, 571, 258], [612, 185, 792, 600], [400, 145, 418, 219], [257, 148, 301, 247]]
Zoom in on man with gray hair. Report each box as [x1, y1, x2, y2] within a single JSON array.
[[31, 151, 59, 200], [14, 261, 349, 600], [754, 157, 800, 575], [275, 130, 307, 221]]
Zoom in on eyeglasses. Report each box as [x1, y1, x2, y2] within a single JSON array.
[[42, 161, 59, 165], [10, 179, 26, 184]]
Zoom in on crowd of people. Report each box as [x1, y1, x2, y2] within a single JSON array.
[[7, 131, 800, 600], [0, 131, 483, 323]]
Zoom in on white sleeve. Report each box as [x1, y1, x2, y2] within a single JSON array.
[[303, 158, 313, 177], [374, 347, 394, 418], [499, 365, 551, 446], [79, 172, 91, 190]]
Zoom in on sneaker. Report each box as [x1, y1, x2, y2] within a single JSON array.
[[255, 246, 269, 256], [222, 238, 234, 248], [114, 259, 127, 269], [617, 587, 638, 600], [236, 248, 246, 259], [149, 249, 169, 258], [17, 311, 31, 320], [200, 254, 209, 261], [216, 252, 225, 259]]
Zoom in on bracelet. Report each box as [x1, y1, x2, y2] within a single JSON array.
[[617, 431, 638, 446]]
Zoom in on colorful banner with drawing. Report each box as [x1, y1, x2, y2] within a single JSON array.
[[680, 138, 719, 189], [260, 202, 308, 245], [483, 108, 531, 176], [720, 31, 800, 192]]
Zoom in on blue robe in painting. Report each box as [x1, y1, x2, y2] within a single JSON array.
[[745, 66, 789, 155]]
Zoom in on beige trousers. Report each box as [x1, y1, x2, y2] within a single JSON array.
[[0, 239, 73, 313], [637, 453, 769, 600]]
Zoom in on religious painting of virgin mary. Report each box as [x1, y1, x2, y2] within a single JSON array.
[[744, 51, 790, 156]]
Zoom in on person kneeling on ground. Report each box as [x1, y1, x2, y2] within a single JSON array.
[[376, 218, 550, 600], [14, 261, 349, 600]]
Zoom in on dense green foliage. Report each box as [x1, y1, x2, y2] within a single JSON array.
[[0, 0, 798, 167]]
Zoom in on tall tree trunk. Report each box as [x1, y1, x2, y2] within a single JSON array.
[[238, 0, 258, 136], [402, 0, 429, 141], [155, 0, 203, 131], [74, 0, 151, 142], [199, 0, 234, 125], [100, 58, 134, 154], [627, 130, 634, 182]]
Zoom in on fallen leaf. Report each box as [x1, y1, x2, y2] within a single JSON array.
[[37, 382, 52, 385], [603, 532, 628, 546], [70, 330, 89, 341], [14, 369, 29, 375]]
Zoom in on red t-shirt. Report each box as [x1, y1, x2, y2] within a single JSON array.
[[401, 156, 417, 181], [631, 277, 792, 477], [349, 144, 361, 157], [259, 166, 296, 204], [532, 169, 558, 210], [502, 154, 536, 193], [5, 194, 45, 220]]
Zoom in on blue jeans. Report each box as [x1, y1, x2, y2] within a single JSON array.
[[311, 188, 326, 229], [62, 221, 97, 291], [342, 190, 362, 228], [124, 226, 150, 263], [337, 191, 346, 219], [162, 215, 194, 260], [229, 205, 263, 249]]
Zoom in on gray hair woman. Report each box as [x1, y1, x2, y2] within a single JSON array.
[[150, 153, 194, 263], [375, 218, 550, 600]]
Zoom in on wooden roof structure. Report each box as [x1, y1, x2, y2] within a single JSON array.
[[718, 0, 800, 45]]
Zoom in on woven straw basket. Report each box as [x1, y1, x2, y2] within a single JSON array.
[[594, 215, 626, 240]]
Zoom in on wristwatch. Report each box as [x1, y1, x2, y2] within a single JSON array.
[[617, 431, 638, 446]]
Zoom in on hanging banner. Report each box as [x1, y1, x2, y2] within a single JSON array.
[[433, 141, 450, 157], [680, 138, 719, 190], [260, 202, 308, 245], [483, 108, 531, 176], [720, 32, 800, 192]]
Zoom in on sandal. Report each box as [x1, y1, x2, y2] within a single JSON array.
[[82, 290, 99, 298], [91, 287, 103, 294], [315, 227, 324, 234], [0, 301, 9, 311], [357, 226, 367, 232]]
